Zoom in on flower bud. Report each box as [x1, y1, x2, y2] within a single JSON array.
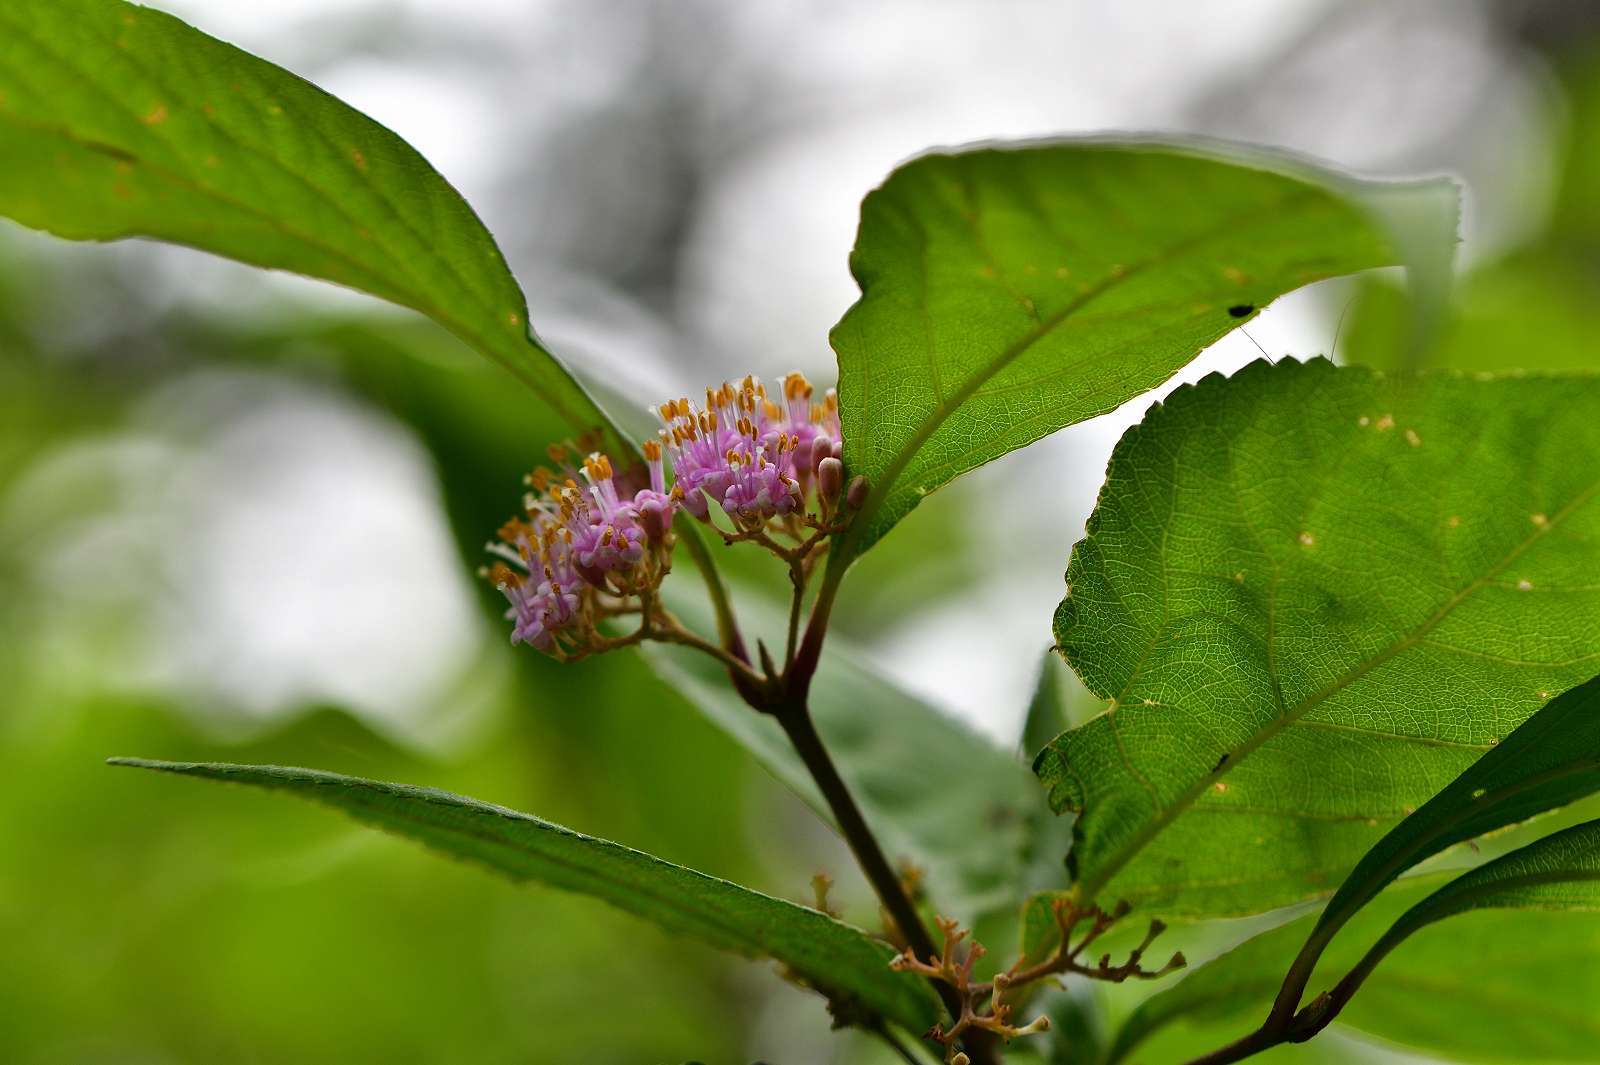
[[809, 434, 833, 473], [638, 497, 669, 544], [846, 474, 869, 511], [817, 457, 843, 505]]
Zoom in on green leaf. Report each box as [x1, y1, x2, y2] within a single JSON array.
[[1300, 674, 1600, 967], [1016, 656, 1082, 908], [829, 139, 1456, 555], [1037, 357, 1600, 917], [0, 0, 620, 453], [1363, 818, 1600, 966], [1331, 906, 1600, 1063], [1020, 651, 1074, 763], [108, 758, 939, 1033], [1299, 821, 1600, 1063], [641, 588, 1043, 934], [1111, 875, 1600, 1064]]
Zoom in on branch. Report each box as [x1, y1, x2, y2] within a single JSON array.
[[890, 917, 1051, 1062], [1180, 928, 1398, 1065], [676, 515, 750, 663], [650, 610, 766, 689], [987, 898, 1184, 995], [775, 705, 999, 1065]]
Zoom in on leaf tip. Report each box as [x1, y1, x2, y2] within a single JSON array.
[[106, 756, 181, 772]]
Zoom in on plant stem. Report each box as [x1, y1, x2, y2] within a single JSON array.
[[1181, 1026, 1287, 1065], [776, 703, 999, 1064], [1180, 935, 1389, 1065], [784, 560, 805, 667], [740, 521, 997, 1059], [786, 553, 848, 701], [776, 705, 940, 959], [677, 516, 748, 660], [652, 611, 765, 687]]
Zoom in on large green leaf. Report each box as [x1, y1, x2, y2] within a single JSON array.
[[1037, 357, 1600, 917], [829, 140, 1456, 556], [642, 590, 1044, 936], [0, 0, 620, 453], [108, 759, 939, 1033], [1112, 874, 1600, 1065]]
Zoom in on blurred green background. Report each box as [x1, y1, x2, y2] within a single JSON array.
[[4, 2, 1600, 1063]]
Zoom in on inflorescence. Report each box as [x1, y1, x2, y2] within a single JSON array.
[[890, 900, 1185, 1062], [484, 372, 854, 659]]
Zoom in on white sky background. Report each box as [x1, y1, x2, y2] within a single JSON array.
[[14, 0, 1561, 745]]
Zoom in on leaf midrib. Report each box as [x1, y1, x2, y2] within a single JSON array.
[[839, 186, 1321, 554], [1077, 473, 1600, 901]]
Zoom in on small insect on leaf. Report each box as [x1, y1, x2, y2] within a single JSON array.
[[1228, 304, 1255, 318]]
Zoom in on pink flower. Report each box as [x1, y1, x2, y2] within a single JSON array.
[[656, 373, 838, 523], [488, 371, 846, 656], [487, 518, 583, 650]]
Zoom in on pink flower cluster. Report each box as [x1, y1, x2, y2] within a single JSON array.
[[488, 373, 842, 653], [657, 374, 841, 524]]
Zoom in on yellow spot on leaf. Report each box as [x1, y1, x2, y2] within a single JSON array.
[[1375, 414, 1394, 431], [1223, 265, 1248, 284], [1517, 579, 1533, 591], [142, 103, 168, 125], [1298, 531, 1315, 547], [351, 148, 367, 172], [1404, 428, 1421, 447], [1531, 512, 1549, 528]]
